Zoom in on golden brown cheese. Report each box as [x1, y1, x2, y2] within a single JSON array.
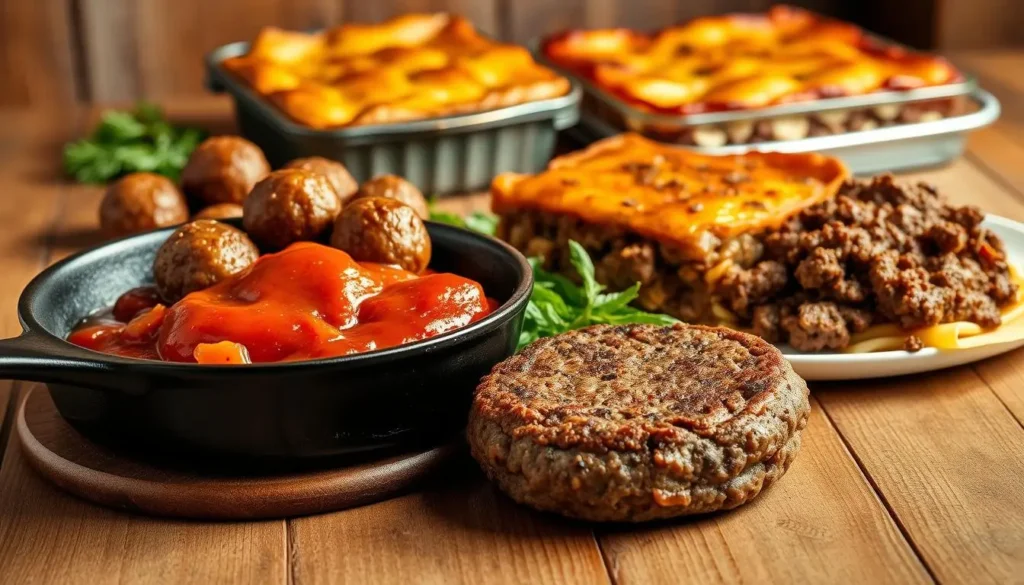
[[491, 134, 849, 254], [223, 14, 570, 129], [542, 5, 961, 114]]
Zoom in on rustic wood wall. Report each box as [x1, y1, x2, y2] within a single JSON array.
[[0, 0, 1020, 107]]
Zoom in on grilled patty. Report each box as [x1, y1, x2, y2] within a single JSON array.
[[468, 323, 810, 522]]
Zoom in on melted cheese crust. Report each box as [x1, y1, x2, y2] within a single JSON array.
[[223, 14, 570, 129], [542, 5, 961, 114], [491, 134, 849, 254]]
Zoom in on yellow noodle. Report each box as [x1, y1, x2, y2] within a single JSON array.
[[704, 259, 734, 285], [711, 302, 737, 324], [845, 337, 906, 353], [842, 264, 1024, 353]]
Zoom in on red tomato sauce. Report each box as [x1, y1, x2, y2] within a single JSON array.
[[68, 242, 496, 364]]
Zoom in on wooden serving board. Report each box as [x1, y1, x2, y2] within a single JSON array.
[[15, 385, 456, 520]]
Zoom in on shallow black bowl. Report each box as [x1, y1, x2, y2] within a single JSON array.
[[0, 222, 532, 460]]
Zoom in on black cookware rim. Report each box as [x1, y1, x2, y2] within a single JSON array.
[[16, 221, 533, 374]]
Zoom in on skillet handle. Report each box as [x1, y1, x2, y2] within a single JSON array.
[[0, 331, 140, 392]]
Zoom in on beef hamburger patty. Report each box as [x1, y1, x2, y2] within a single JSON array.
[[468, 323, 810, 522]]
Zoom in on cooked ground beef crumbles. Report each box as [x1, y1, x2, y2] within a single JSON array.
[[722, 175, 1018, 351], [498, 174, 1018, 352]]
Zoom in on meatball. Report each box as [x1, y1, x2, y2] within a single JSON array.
[[283, 157, 359, 204], [153, 220, 259, 303], [181, 136, 270, 205], [352, 175, 429, 219], [99, 172, 189, 237], [242, 169, 342, 250], [331, 197, 431, 273], [193, 203, 243, 221]]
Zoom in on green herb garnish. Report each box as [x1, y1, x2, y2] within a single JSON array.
[[429, 210, 678, 348], [63, 101, 207, 184], [518, 241, 678, 348], [428, 209, 499, 236]]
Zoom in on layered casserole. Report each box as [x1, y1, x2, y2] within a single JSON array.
[[541, 5, 966, 145], [223, 14, 571, 129], [493, 133, 849, 325], [494, 134, 1022, 353]]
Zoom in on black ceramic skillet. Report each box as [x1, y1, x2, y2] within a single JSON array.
[[0, 221, 532, 461]]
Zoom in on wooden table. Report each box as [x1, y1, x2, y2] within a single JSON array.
[[2, 52, 1024, 585]]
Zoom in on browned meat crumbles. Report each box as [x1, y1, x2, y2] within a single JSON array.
[[498, 174, 1018, 352], [722, 175, 1017, 351], [468, 323, 810, 522]]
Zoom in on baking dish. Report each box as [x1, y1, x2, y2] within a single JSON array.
[[568, 88, 999, 175], [536, 6, 974, 150], [206, 41, 581, 196], [0, 221, 532, 460]]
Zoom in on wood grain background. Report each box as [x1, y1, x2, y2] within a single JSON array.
[[0, 0, 1022, 107]]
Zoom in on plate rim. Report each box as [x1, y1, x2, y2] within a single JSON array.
[[781, 213, 1024, 367]]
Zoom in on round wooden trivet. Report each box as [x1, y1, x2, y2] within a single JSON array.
[[16, 385, 456, 520]]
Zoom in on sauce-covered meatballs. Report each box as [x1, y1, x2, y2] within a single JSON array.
[[181, 136, 270, 205], [331, 197, 431, 273], [283, 157, 359, 204], [153, 220, 259, 303], [193, 203, 244, 220], [242, 169, 342, 250], [99, 172, 189, 237], [351, 175, 429, 219]]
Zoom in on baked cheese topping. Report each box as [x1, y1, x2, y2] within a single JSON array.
[[542, 5, 960, 114], [491, 133, 849, 253], [223, 14, 570, 129]]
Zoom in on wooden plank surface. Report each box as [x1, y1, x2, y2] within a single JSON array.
[[289, 468, 611, 585], [939, 59, 1024, 427], [78, 0, 342, 102], [596, 402, 929, 585], [5, 59, 1024, 581], [811, 144, 1024, 583], [0, 0, 77, 106], [0, 103, 290, 584], [815, 368, 1024, 584], [0, 106, 81, 454]]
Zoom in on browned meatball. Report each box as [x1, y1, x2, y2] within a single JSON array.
[[153, 220, 259, 302], [351, 175, 429, 219], [181, 136, 270, 205], [99, 172, 189, 237], [284, 157, 359, 204], [193, 203, 243, 221], [331, 197, 431, 273], [242, 169, 341, 250]]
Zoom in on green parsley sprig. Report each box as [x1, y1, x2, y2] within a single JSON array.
[[63, 102, 207, 184], [429, 208, 678, 349]]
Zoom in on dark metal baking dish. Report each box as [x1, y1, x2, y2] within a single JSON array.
[[0, 222, 532, 461], [206, 41, 581, 196]]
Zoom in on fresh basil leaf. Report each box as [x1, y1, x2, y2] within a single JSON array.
[[463, 212, 498, 236], [594, 282, 640, 313], [597, 306, 680, 326], [530, 285, 573, 318], [567, 240, 601, 304], [428, 209, 498, 237], [531, 260, 585, 306], [428, 210, 466, 228]]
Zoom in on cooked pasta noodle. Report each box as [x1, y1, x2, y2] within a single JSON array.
[[843, 265, 1024, 353], [704, 259, 734, 286]]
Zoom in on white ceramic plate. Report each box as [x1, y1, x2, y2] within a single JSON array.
[[783, 214, 1024, 381]]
